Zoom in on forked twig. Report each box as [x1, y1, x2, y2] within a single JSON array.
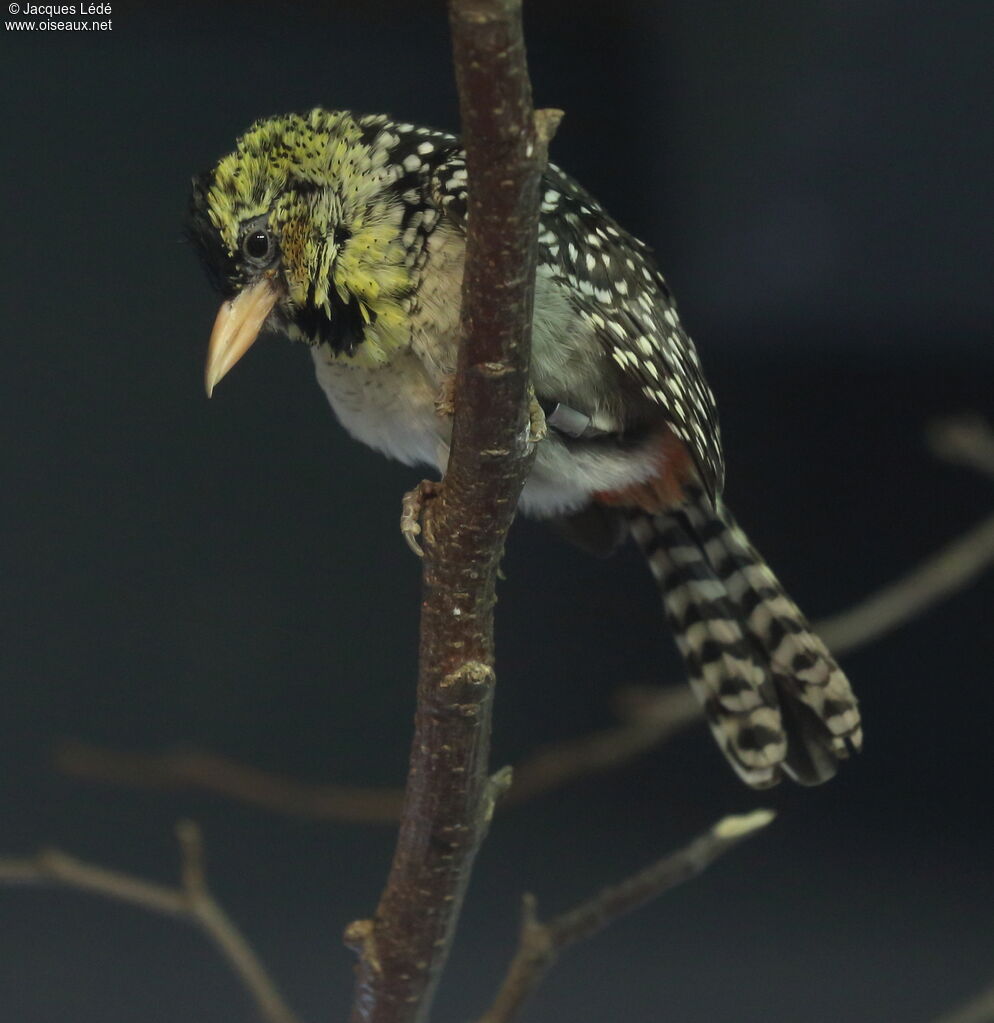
[[0, 822, 302, 1023], [474, 810, 776, 1023]]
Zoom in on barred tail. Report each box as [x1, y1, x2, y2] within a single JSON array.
[[628, 490, 862, 788]]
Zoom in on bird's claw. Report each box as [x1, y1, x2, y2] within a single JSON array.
[[434, 376, 457, 418], [400, 479, 442, 557], [528, 388, 547, 444]]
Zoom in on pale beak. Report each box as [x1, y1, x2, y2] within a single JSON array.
[[204, 275, 280, 397]]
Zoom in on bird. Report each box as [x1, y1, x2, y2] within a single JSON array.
[[187, 108, 861, 788]]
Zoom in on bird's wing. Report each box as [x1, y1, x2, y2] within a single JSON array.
[[431, 153, 724, 500]]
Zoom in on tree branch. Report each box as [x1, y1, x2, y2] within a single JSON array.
[[345, 2, 560, 1019], [474, 810, 776, 1023], [0, 822, 302, 1023]]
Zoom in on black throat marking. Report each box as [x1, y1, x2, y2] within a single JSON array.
[[292, 285, 375, 356]]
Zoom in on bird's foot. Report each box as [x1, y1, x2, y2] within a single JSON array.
[[528, 386, 547, 443], [400, 479, 442, 557], [434, 376, 457, 418]]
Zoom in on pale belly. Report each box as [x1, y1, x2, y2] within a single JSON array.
[[309, 345, 660, 519], [310, 345, 446, 470]]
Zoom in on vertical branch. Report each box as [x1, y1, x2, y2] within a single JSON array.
[[347, 2, 560, 1021]]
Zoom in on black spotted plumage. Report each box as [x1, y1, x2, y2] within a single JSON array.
[[189, 108, 861, 790], [402, 133, 724, 500], [535, 166, 724, 499]]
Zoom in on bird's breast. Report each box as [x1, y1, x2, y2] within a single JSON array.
[[310, 345, 448, 470]]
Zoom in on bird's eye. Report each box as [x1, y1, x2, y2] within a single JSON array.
[[243, 230, 272, 263]]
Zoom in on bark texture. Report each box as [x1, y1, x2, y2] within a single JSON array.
[[347, 2, 560, 1020]]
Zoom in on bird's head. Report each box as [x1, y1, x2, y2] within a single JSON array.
[[188, 109, 415, 395]]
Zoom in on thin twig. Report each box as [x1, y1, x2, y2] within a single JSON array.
[[0, 849, 185, 914], [869, 419, 994, 1023], [934, 983, 994, 1023], [502, 685, 700, 806], [927, 414, 994, 480], [56, 685, 700, 821], [345, 3, 560, 1020], [815, 511, 994, 655], [474, 810, 776, 1023], [816, 414, 994, 655], [924, 431, 994, 1023], [55, 743, 404, 824], [0, 822, 302, 1023]]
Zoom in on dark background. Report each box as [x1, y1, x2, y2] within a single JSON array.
[[3, 2, 993, 1020]]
